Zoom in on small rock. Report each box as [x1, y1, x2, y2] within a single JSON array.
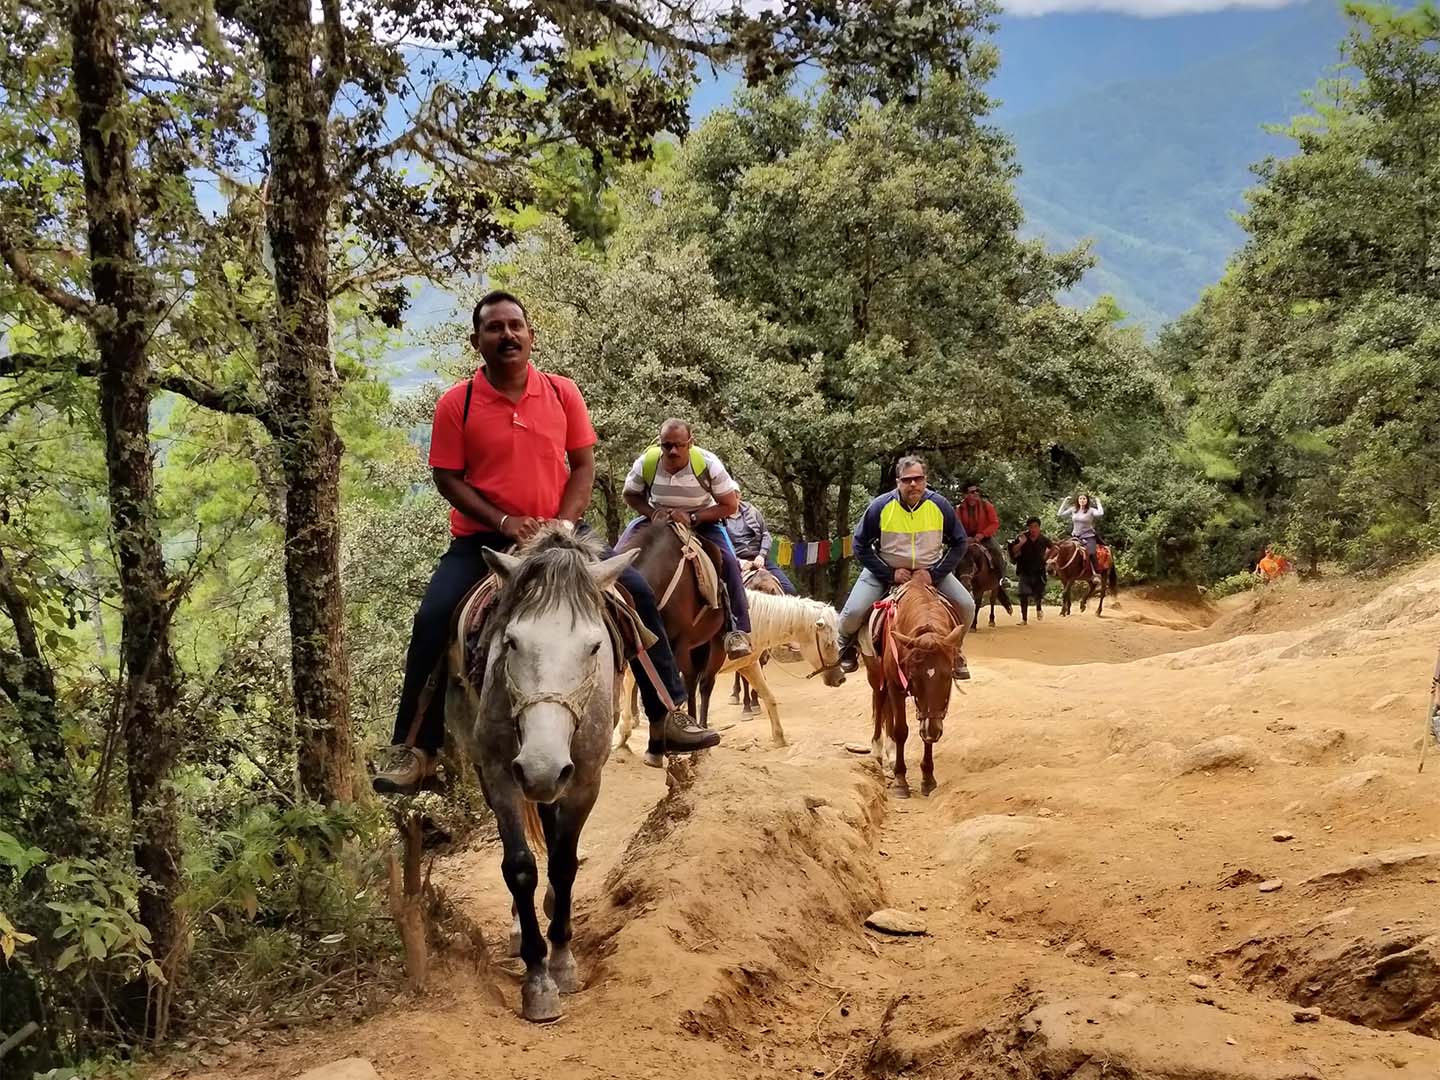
[[1065, 940, 1088, 957], [803, 795, 829, 810], [844, 742, 871, 755], [297, 1061, 384, 1080], [1293, 1007, 1322, 1023], [1226, 1037, 1237, 1045], [1205, 704, 1233, 718], [1258, 879, 1284, 893], [1273, 832, 1295, 842], [865, 908, 927, 936], [1187, 974, 1211, 989], [1037, 807, 1054, 818], [1370, 693, 1404, 713]]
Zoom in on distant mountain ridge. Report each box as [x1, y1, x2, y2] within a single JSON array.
[[992, 1, 1349, 327]]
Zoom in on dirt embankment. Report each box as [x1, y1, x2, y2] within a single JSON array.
[[192, 561, 1440, 1080]]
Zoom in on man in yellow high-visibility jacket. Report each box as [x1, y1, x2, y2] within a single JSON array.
[[836, 454, 975, 679]]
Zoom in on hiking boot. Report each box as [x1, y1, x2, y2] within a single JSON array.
[[371, 746, 437, 795], [724, 630, 754, 661], [838, 635, 859, 674], [643, 709, 722, 768], [952, 653, 971, 681]]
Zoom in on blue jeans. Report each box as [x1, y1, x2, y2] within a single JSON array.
[[837, 568, 976, 638], [763, 557, 798, 596]]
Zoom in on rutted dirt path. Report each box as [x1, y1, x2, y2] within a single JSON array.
[[198, 565, 1440, 1079]]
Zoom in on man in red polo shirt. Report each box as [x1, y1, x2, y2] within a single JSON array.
[[372, 291, 719, 794]]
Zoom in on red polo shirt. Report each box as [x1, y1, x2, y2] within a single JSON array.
[[428, 365, 596, 537]]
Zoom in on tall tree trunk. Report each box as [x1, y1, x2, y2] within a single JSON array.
[[70, 0, 185, 1013], [254, 0, 353, 804], [798, 467, 831, 601], [827, 467, 852, 601]]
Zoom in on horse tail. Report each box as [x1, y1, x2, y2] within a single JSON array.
[[522, 799, 547, 854], [1108, 563, 1118, 591]]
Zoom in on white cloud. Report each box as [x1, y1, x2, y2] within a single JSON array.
[[1004, 0, 1300, 16]]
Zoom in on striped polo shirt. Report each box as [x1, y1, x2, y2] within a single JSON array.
[[623, 447, 738, 512]]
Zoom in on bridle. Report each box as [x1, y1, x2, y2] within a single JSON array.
[[804, 621, 845, 682], [1052, 542, 1085, 575], [502, 648, 600, 744]]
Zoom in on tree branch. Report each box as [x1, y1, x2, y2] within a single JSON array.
[[318, 0, 347, 108], [0, 241, 96, 322], [2, 351, 269, 424]]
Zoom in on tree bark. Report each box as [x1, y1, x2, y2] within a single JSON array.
[[69, 0, 185, 1013], [250, 0, 354, 804], [827, 467, 852, 601]]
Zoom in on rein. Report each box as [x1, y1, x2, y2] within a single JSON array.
[[1055, 543, 1085, 575]]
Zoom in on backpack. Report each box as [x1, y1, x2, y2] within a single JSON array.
[[461, 370, 563, 425], [640, 444, 713, 495]]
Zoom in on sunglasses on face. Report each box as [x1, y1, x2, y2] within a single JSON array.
[[660, 441, 690, 452], [898, 475, 926, 484]]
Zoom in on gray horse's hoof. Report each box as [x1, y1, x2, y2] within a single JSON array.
[[549, 946, 579, 994], [522, 972, 563, 1023]]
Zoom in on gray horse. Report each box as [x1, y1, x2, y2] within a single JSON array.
[[448, 526, 635, 1022]]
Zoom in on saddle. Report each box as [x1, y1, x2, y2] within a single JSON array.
[[859, 581, 965, 661], [655, 521, 722, 611], [449, 573, 656, 688]]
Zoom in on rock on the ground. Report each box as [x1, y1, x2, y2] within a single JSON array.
[[1293, 1007, 1322, 1023], [297, 1060, 383, 1080], [1273, 832, 1295, 843], [940, 814, 1045, 875], [1318, 770, 1394, 805], [1179, 735, 1260, 775], [1371, 692, 1405, 713], [865, 908, 927, 936], [1301, 848, 1440, 887], [1187, 974, 1211, 988], [1258, 879, 1284, 893]]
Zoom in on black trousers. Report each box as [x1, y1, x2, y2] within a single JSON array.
[[392, 528, 687, 751]]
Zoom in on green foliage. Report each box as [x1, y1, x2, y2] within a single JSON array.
[[1208, 569, 1266, 600], [1157, 1, 1440, 576]]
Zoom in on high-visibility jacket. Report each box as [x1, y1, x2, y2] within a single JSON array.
[[853, 489, 968, 582]]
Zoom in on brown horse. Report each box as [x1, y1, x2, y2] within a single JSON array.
[[617, 522, 726, 719], [730, 568, 785, 714], [862, 584, 965, 799], [956, 544, 1013, 629], [1047, 539, 1117, 616]]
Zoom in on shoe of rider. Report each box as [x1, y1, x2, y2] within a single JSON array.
[[644, 708, 722, 767], [371, 745, 438, 795], [952, 653, 971, 681], [724, 630, 754, 661], [838, 634, 859, 674]]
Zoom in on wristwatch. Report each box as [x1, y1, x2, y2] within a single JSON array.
[[687, 511, 698, 527]]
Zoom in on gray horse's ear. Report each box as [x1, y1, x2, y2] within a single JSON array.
[[588, 549, 638, 590], [483, 548, 523, 580]]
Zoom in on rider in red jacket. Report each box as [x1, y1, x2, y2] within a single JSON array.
[[959, 482, 1008, 581]]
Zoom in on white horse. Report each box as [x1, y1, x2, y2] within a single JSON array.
[[615, 590, 845, 755], [448, 527, 635, 1022]]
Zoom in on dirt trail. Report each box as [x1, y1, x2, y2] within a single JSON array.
[[198, 564, 1440, 1079]]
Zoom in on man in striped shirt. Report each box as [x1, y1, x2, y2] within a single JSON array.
[[622, 419, 754, 660]]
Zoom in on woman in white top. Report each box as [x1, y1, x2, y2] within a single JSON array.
[[1058, 493, 1105, 568]]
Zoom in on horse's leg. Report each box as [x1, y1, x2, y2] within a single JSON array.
[[698, 668, 717, 729], [869, 673, 887, 768], [1096, 579, 1106, 616], [1020, 595, 1029, 624], [889, 687, 910, 798], [921, 739, 936, 797], [729, 671, 741, 705], [493, 797, 556, 1021], [615, 671, 637, 752], [542, 793, 594, 996], [988, 589, 996, 627], [1000, 584, 1013, 616], [1081, 577, 1095, 613], [743, 662, 785, 748]]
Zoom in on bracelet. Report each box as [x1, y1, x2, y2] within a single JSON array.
[[499, 514, 509, 532]]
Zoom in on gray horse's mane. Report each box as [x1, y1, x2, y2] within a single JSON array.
[[483, 525, 607, 642]]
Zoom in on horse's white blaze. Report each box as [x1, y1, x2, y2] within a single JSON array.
[[926, 668, 935, 678], [503, 613, 603, 802]]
